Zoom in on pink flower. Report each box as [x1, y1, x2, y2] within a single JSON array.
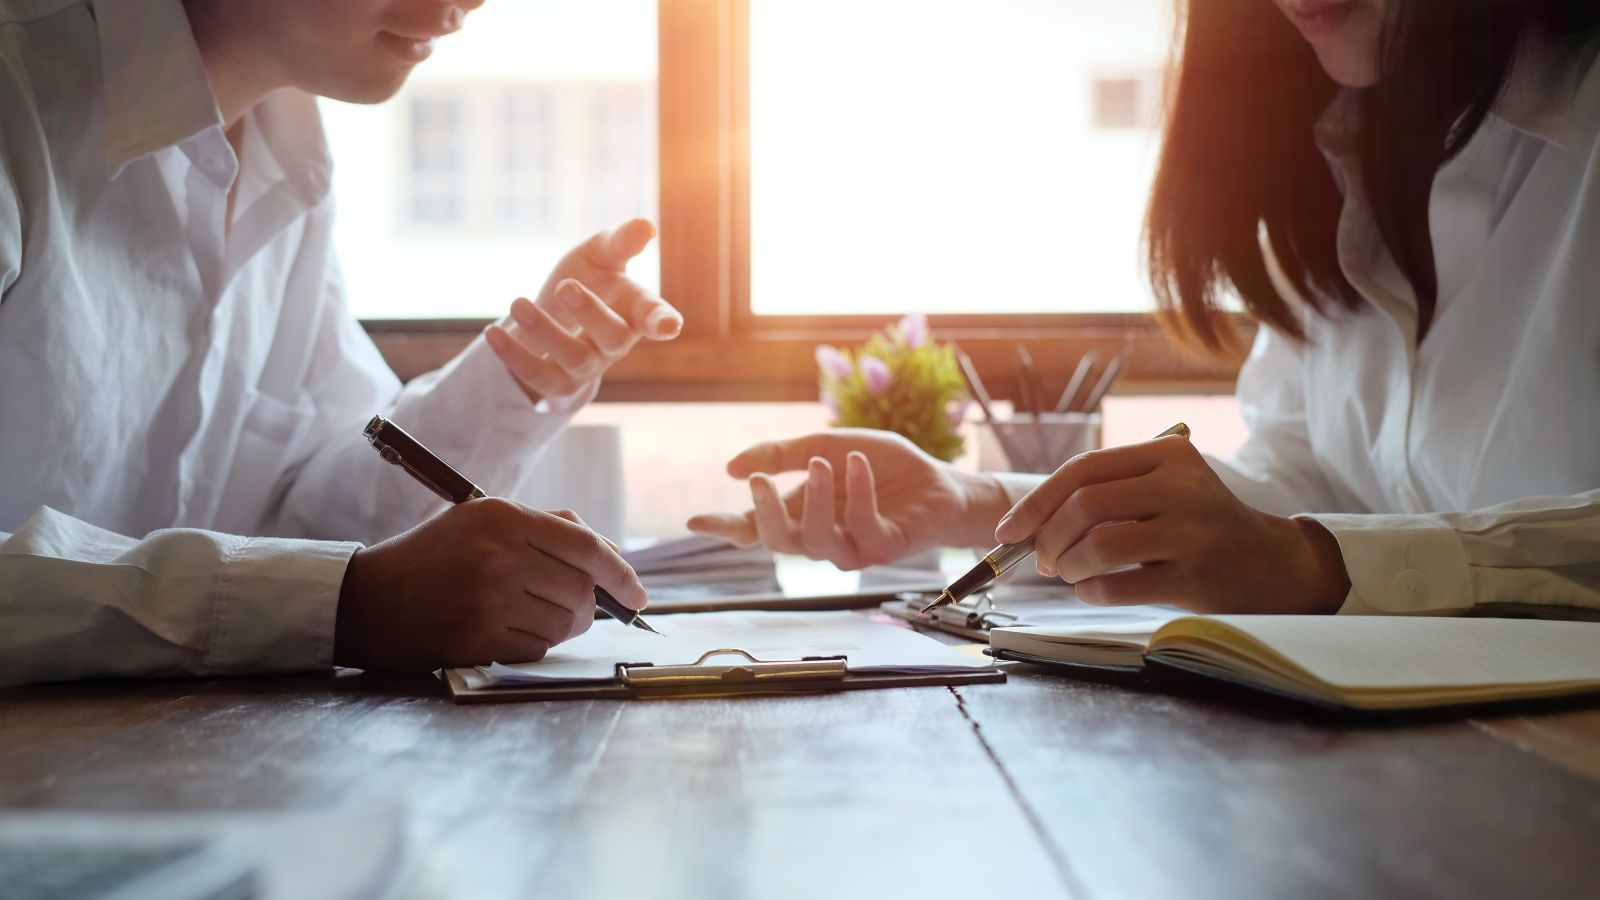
[[860, 356, 892, 394], [899, 312, 928, 348], [815, 344, 853, 379], [946, 398, 972, 426]]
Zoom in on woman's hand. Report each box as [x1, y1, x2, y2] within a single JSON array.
[[484, 218, 684, 403], [686, 429, 1012, 570], [334, 498, 646, 671], [994, 433, 1350, 613]]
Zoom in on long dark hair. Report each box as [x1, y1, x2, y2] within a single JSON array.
[[1145, 0, 1600, 353]]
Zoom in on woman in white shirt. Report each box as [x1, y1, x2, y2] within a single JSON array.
[[0, 0, 677, 685], [691, 0, 1600, 618]]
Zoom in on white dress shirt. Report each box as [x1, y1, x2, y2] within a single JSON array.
[[1002, 37, 1600, 617], [0, 0, 592, 685]]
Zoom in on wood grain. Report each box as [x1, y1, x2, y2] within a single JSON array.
[[0, 674, 1066, 900], [954, 667, 1600, 900], [4, 668, 1598, 899]]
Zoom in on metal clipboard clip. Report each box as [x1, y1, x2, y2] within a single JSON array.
[[615, 648, 848, 687], [919, 592, 1021, 632]]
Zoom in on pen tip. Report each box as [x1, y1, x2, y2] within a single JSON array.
[[917, 591, 954, 615], [633, 617, 663, 635]]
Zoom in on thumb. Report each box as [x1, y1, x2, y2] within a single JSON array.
[[686, 512, 759, 548], [584, 218, 657, 270]]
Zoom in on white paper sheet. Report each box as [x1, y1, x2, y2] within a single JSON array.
[[460, 611, 992, 689]]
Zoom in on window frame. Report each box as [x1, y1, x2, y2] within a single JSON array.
[[365, 0, 1249, 401]]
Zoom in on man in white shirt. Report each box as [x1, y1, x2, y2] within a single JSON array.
[[0, 0, 680, 686]]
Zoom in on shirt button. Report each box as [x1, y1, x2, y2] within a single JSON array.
[[1390, 568, 1430, 610]]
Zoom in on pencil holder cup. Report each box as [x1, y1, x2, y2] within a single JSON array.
[[976, 413, 1102, 474]]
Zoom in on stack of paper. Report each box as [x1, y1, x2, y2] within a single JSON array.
[[624, 535, 782, 599]]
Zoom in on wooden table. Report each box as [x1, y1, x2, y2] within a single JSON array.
[[3, 659, 1598, 899]]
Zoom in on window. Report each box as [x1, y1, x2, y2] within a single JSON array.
[[344, 0, 1246, 402], [407, 96, 466, 225], [500, 91, 556, 231], [321, 0, 658, 321], [1091, 73, 1161, 131], [745, 0, 1171, 317]]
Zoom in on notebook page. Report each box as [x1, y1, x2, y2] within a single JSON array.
[[1163, 616, 1600, 691]]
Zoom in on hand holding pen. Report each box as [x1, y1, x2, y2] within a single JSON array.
[[968, 421, 1351, 615], [921, 423, 1190, 613], [362, 416, 659, 634], [332, 417, 656, 673]]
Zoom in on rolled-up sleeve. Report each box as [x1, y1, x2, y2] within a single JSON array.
[[0, 507, 356, 686], [1310, 491, 1600, 617]]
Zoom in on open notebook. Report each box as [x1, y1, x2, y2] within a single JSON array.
[[990, 616, 1600, 712]]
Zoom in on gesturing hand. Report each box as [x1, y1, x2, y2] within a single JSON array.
[[686, 429, 1011, 570], [484, 218, 684, 402], [333, 498, 646, 671], [994, 434, 1350, 613]]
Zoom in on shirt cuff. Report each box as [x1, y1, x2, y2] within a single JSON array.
[[1300, 513, 1474, 616], [209, 537, 358, 675]]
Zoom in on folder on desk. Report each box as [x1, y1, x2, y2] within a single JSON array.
[[444, 610, 1004, 703]]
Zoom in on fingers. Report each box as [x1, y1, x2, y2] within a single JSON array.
[[509, 592, 589, 644], [686, 511, 759, 547], [840, 451, 904, 565], [800, 458, 854, 565], [601, 278, 682, 342], [554, 280, 635, 356], [995, 436, 1188, 543], [495, 630, 552, 664], [579, 217, 657, 270], [573, 219, 684, 341], [547, 508, 621, 554], [841, 451, 881, 534], [1031, 477, 1161, 577], [508, 297, 605, 380], [749, 473, 802, 553], [523, 508, 647, 611], [1074, 563, 1180, 607], [484, 323, 591, 399], [727, 431, 874, 478], [1050, 519, 1174, 584]]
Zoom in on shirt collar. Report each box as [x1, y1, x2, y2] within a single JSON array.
[[1493, 27, 1587, 147], [91, 0, 222, 179], [91, 0, 332, 207]]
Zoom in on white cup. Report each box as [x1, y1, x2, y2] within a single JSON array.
[[514, 423, 625, 540], [976, 413, 1102, 474]]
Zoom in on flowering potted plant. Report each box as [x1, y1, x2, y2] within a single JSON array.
[[815, 313, 969, 462]]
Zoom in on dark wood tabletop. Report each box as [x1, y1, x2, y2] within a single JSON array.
[[2, 660, 1597, 900]]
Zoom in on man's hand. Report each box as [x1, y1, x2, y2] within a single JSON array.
[[994, 434, 1351, 613], [333, 498, 646, 671], [686, 429, 1011, 570], [484, 218, 683, 403]]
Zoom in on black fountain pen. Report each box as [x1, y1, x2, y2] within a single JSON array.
[[363, 415, 661, 635], [920, 422, 1191, 614]]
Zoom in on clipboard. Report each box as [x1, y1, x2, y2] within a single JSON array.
[[882, 591, 1023, 641], [445, 646, 1005, 703]]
